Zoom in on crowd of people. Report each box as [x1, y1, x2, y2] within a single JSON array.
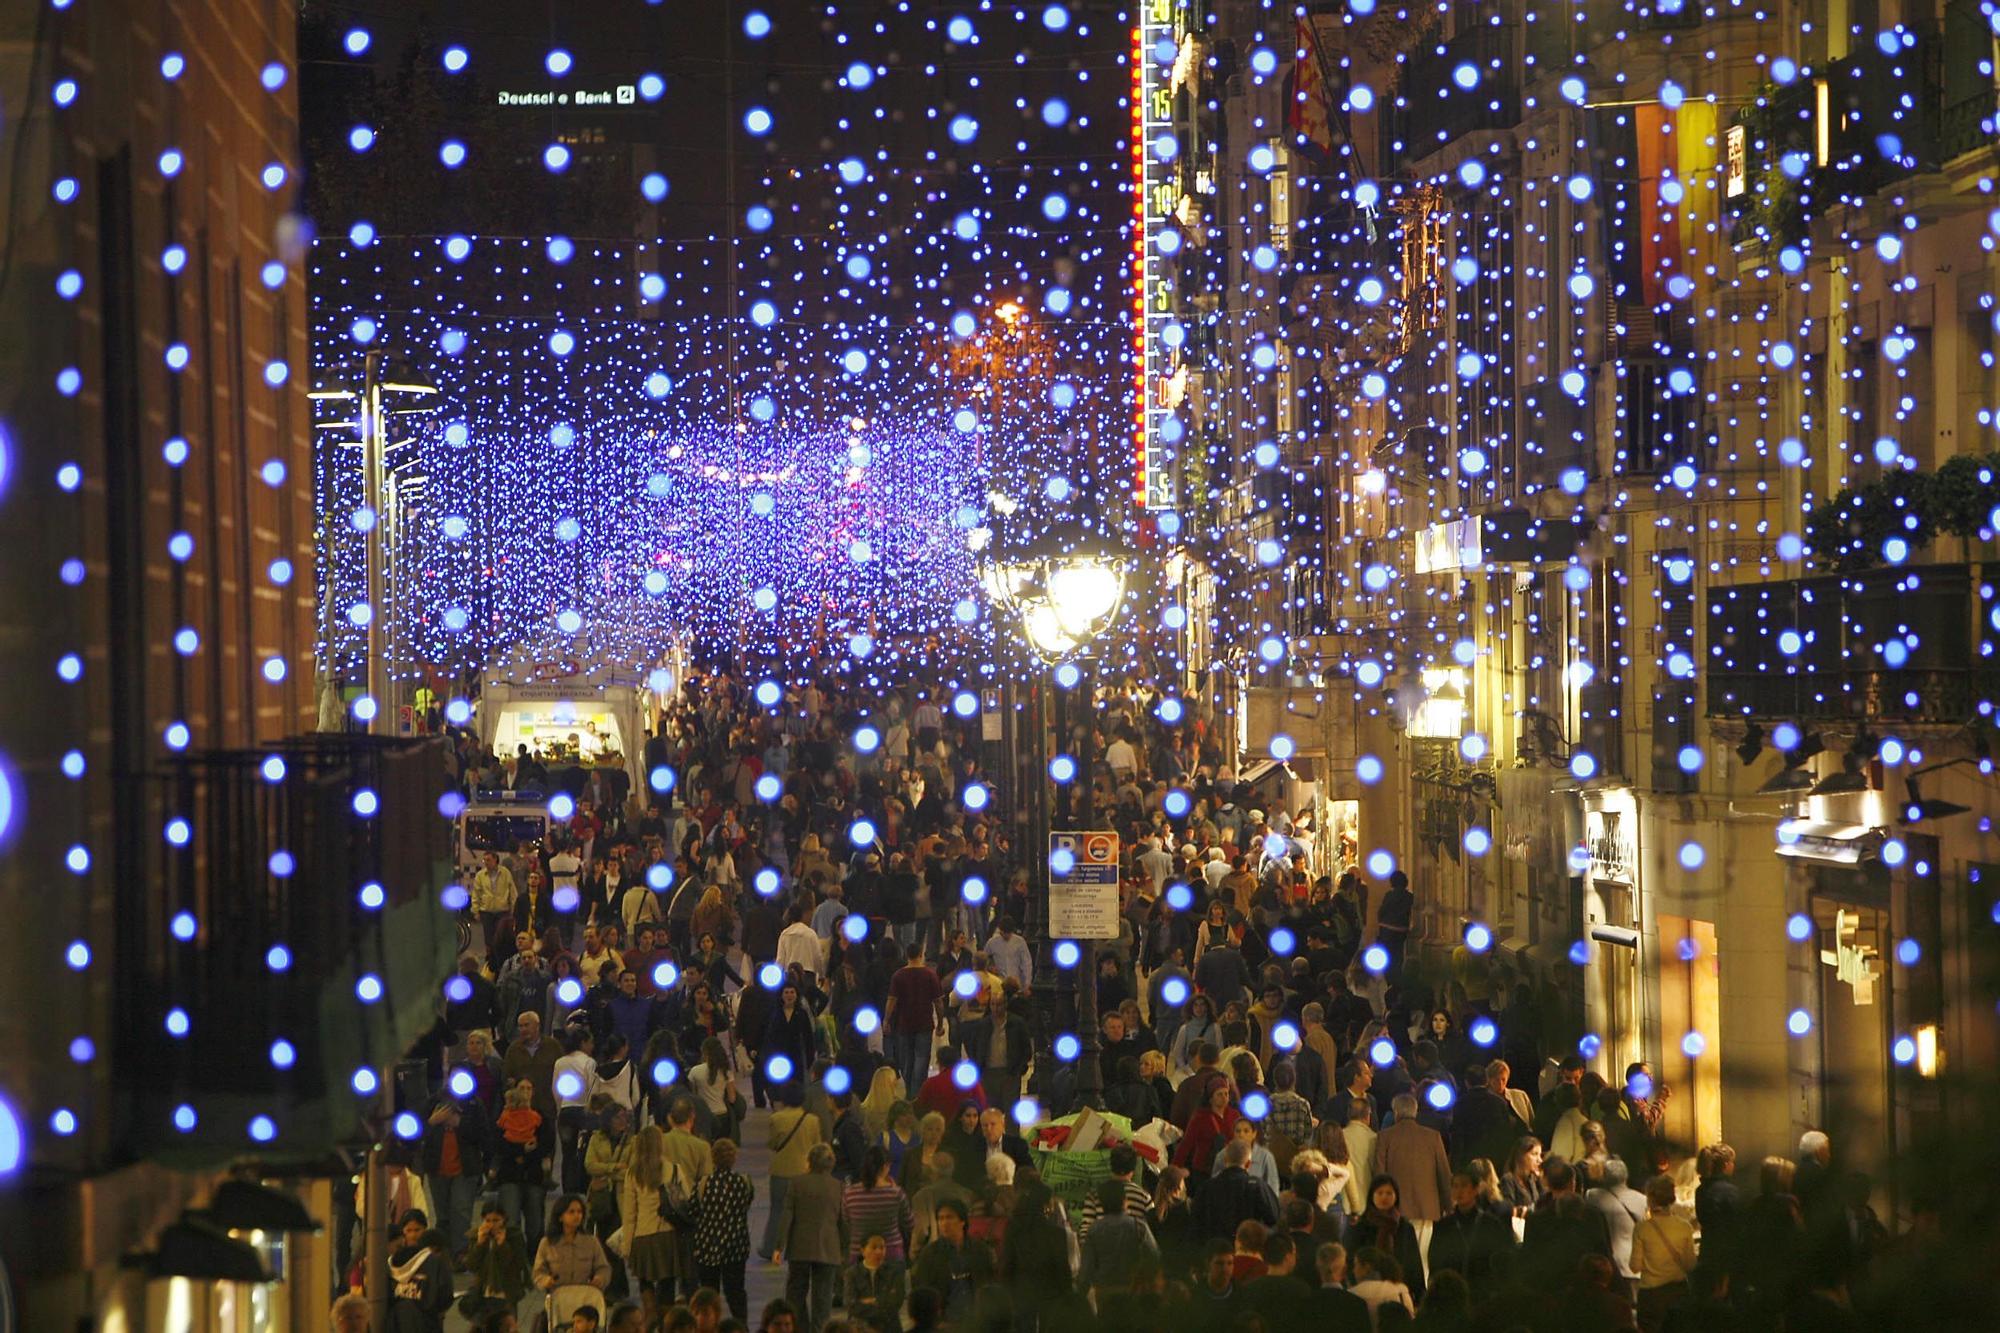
[[341, 669, 1911, 1333]]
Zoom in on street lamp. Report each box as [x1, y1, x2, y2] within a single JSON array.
[[975, 510, 1129, 1111], [977, 517, 1129, 663], [310, 352, 441, 735]]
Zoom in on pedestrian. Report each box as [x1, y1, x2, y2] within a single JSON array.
[[1693, 1142, 1742, 1278], [1585, 1156, 1649, 1287], [1347, 1244, 1418, 1325], [1078, 1177, 1160, 1297], [841, 1145, 914, 1263], [1632, 1175, 1696, 1332], [694, 1137, 756, 1320], [459, 1201, 531, 1326], [1426, 1169, 1516, 1297], [688, 1037, 743, 1141], [859, 1066, 905, 1141], [491, 1080, 554, 1249], [383, 1209, 453, 1333], [885, 945, 945, 1098], [1372, 1091, 1453, 1261], [778, 1143, 848, 1333], [762, 1084, 823, 1261], [1345, 1175, 1427, 1305], [531, 1195, 611, 1302], [618, 1125, 688, 1325], [841, 1233, 909, 1333]]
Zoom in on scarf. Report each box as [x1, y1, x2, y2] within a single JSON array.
[[390, 1244, 434, 1301], [1357, 1205, 1403, 1254]]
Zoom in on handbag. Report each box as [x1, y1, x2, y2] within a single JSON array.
[[657, 1160, 701, 1230]]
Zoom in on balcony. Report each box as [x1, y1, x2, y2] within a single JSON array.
[[1704, 563, 1997, 723], [1390, 26, 1520, 170], [115, 734, 456, 1153]]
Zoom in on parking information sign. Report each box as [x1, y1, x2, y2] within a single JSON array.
[[1049, 830, 1120, 940]]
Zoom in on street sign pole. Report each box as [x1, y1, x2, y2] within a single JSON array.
[[1051, 828, 1119, 1110]]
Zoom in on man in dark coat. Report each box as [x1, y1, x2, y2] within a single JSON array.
[[1429, 1169, 1519, 1296], [1193, 1139, 1279, 1241]]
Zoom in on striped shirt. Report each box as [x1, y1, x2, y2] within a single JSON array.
[[840, 1183, 915, 1261], [1076, 1179, 1153, 1239]]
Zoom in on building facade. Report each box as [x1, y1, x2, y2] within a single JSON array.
[[0, 3, 454, 1327], [1165, 0, 2000, 1204]]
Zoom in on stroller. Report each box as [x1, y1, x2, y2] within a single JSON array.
[[542, 1282, 606, 1331]]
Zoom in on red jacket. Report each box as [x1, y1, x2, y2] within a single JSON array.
[[1173, 1106, 1241, 1175]]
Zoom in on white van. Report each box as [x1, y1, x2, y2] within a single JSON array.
[[454, 792, 551, 878]]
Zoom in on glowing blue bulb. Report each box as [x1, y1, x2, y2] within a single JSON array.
[[1426, 1082, 1456, 1111], [1369, 1037, 1396, 1066], [442, 45, 469, 72], [166, 1008, 191, 1037], [1054, 1034, 1081, 1062], [1787, 1009, 1813, 1036], [745, 106, 773, 135], [1161, 977, 1190, 1006], [544, 143, 570, 172], [1041, 193, 1069, 220], [1464, 923, 1493, 952], [1165, 883, 1193, 912], [947, 15, 975, 41], [1787, 912, 1813, 941], [1053, 940, 1081, 969], [343, 28, 371, 56], [850, 819, 877, 847], [1678, 841, 1705, 870], [1362, 944, 1390, 974]]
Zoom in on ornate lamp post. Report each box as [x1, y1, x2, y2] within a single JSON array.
[[975, 511, 1129, 1111]]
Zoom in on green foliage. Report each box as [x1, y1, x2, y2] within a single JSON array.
[[1727, 81, 1816, 251], [1805, 455, 2000, 570]]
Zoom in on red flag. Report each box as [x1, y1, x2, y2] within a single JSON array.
[[1290, 16, 1335, 163]]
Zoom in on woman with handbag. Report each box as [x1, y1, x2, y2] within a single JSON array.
[[582, 1100, 633, 1238], [619, 1125, 691, 1327], [688, 1037, 743, 1140], [693, 1137, 757, 1320]]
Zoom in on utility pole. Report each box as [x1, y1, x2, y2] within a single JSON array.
[[360, 351, 391, 734]]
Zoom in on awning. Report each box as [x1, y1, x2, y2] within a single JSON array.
[[1775, 819, 1884, 865]]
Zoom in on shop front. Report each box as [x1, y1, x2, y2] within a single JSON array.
[[1774, 807, 1944, 1213]]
